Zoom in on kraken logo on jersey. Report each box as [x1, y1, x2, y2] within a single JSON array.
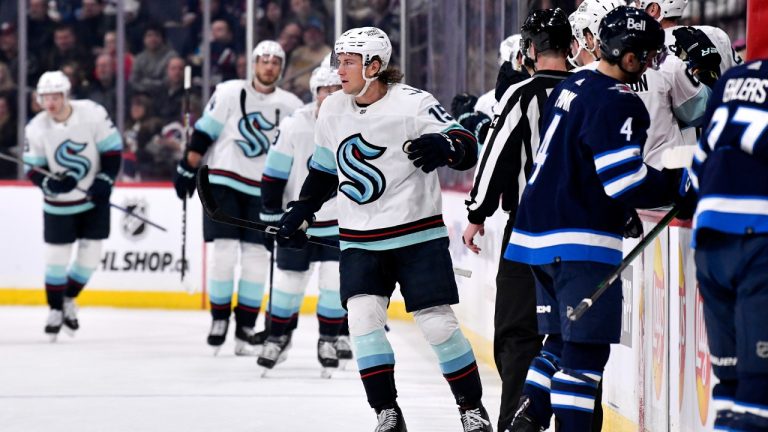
[[236, 112, 276, 157], [337, 134, 386, 205], [54, 140, 91, 180]]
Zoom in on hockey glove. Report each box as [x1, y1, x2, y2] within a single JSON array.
[[450, 93, 478, 119], [87, 173, 114, 205], [623, 208, 643, 239], [674, 169, 698, 220], [673, 26, 721, 87], [276, 201, 315, 249], [173, 157, 197, 200], [259, 207, 285, 226], [42, 172, 78, 195], [404, 133, 465, 173], [458, 112, 492, 143]]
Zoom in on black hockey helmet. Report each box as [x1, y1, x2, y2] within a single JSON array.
[[520, 8, 572, 59], [599, 6, 664, 65]]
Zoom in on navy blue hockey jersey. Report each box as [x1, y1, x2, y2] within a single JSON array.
[[691, 59, 768, 243], [505, 69, 676, 265]]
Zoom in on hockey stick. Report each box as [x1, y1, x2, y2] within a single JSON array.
[[567, 205, 680, 322], [180, 66, 192, 282], [1, 152, 168, 232]]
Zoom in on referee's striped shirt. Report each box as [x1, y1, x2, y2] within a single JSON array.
[[466, 70, 571, 224]]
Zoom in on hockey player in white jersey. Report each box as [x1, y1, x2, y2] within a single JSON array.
[[275, 27, 492, 432], [173, 40, 303, 355], [23, 71, 123, 341], [256, 63, 347, 376], [570, 0, 712, 169]]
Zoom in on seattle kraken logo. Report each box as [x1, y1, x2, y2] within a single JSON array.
[[54, 140, 91, 180], [236, 112, 275, 158], [337, 134, 386, 205]]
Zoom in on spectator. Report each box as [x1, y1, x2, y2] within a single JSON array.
[[256, 0, 284, 42], [28, 90, 43, 120], [209, 19, 238, 84], [124, 93, 162, 180], [0, 92, 17, 179], [236, 53, 247, 79], [44, 24, 94, 80], [0, 61, 15, 92], [277, 21, 303, 63], [140, 121, 185, 180], [0, 22, 22, 83], [283, 18, 330, 100], [88, 53, 117, 119], [288, 0, 325, 28], [349, 0, 400, 64], [153, 56, 187, 123], [28, 0, 55, 61], [76, 0, 114, 54], [61, 61, 89, 100], [130, 23, 178, 94], [102, 31, 134, 78]]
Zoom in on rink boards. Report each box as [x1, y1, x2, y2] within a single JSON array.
[[0, 183, 717, 431]]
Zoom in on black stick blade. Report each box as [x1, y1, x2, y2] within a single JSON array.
[[196, 165, 220, 218]]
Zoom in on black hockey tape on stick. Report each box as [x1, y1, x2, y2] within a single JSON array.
[[567, 206, 680, 322], [0, 152, 168, 232]]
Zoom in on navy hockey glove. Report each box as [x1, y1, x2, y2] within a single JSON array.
[[673, 26, 721, 87], [404, 133, 466, 173], [450, 93, 478, 119], [674, 170, 698, 220], [623, 208, 643, 239], [276, 201, 315, 249], [259, 207, 285, 226], [42, 172, 78, 195], [87, 173, 114, 205], [458, 112, 492, 143], [173, 157, 197, 200]]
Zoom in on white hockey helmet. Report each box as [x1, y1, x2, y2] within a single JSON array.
[[333, 26, 392, 97], [498, 34, 523, 68], [253, 40, 286, 71], [636, 0, 689, 19], [309, 66, 342, 99], [36, 70, 71, 104]]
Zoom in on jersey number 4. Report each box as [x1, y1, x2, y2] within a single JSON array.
[[528, 114, 562, 185]]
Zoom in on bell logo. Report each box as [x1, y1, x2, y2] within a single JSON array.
[[627, 17, 646, 31]]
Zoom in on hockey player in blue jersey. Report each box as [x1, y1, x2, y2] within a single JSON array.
[[504, 7, 682, 432], [690, 59, 768, 431]]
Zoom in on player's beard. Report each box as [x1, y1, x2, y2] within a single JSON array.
[[256, 71, 279, 87]]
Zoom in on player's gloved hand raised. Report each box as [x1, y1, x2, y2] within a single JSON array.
[[173, 157, 197, 200], [276, 201, 315, 249], [259, 207, 285, 226], [672, 26, 721, 86], [404, 133, 465, 173], [674, 169, 698, 220], [623, 208, 643, 239], [450, 93, 478, 119], [87, 173, 114, 205], [42, 172, 78, 195]]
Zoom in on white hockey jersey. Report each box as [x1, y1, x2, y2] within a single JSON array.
[[665, 25, 743, 75], [475, 90, 496, 117], [194, 79, 303, 196], [263, 103, 338, 237], [312, 83, 464, 251], [24, 99, 122, 215]]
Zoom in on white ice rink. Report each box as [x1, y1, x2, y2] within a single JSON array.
[[0, 307, 501, 431]]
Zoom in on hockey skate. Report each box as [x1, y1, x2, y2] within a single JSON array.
[[334, 335, 353, 370], [207, 319, 229, 355], [459, 403, 493, 432], [374, 403, 407, 432], [44, 309, 64, 342], [62, 297, 79, 336], [234, 326, 265, 357], [256, 334, 292, 376], [504, 397, 544, 432], [317, 337, 339, 378]]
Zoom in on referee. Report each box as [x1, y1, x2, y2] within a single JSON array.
[[461, 8, 571, 431]]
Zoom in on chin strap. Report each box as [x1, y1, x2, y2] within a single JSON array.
[[355, 65, 379, 98]]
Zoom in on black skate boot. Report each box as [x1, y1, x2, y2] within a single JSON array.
[[256, 335, 291, 375], [317, 337, 339, 378], [234, 326, 265, 356], [374, 403, 407, 432], [459, 403, 493, 432], [62, 297, 79, 335], [207, 319, 229, 355], [334, 335, 353, 364], [504, 397, 544, 432], [45, 309, 64, 342]]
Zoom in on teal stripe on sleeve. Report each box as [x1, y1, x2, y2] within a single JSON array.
[[194, 113, 225, 140], [310, 146, 337, 174], [96, 131, 124, 153], [264, 150, 293, 180], [23, 154, 47, 166]]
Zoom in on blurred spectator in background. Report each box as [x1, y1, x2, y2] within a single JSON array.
[[283, 18, 330, 100], [88, 53, 117, 119], [130, 23, 178, 94], [154, 56, 188, 124], [0, 22, 21, 83], [76, 0, 114, 55], [277, 21, 303, 63], [28, 0, 55, 63], [0, 62, 16, 93], [209, 19, 238, 83], [733, 38, 746, 61], [102, 31, 134, 79], [44, 24, 94, 80], [236, 53, 247, 79], [348, 0, 400, 65], [257, 0, 285, 42], [61, 61, 89, 100], [139, 121, 185, 180], [124, 93, 162, 180], [0, 92, 17, 179], [288, 0, 326, 29]]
